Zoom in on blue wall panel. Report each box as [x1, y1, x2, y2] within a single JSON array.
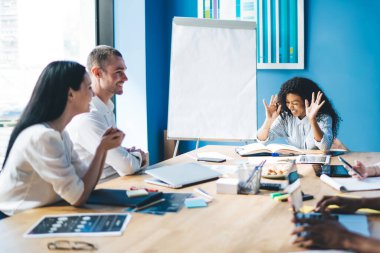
[[146, 0, 168, 164], [145, 0, 197, 164]]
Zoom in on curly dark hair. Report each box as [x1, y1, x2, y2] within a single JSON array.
[[277, 77, 341, 137]]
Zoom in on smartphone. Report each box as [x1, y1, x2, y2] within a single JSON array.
[[338, 156, 362, 177], [318, 165, 350, 177], [197, 157, 226, 163]]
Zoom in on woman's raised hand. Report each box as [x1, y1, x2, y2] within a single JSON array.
[[263, 94, 281, 121], [305, 91, 325, 120]]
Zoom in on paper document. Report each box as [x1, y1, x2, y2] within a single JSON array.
[[321, 174, 380, 192]]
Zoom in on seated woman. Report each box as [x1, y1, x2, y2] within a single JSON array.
[[0, 61, 125, 218], [257, 77, 341, 150]]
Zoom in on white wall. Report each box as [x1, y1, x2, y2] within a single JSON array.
[[114, 0, 148, 151]]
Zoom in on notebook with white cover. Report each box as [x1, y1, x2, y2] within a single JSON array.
[[320, 174, 380, 192], [145, 163, 221, 188]]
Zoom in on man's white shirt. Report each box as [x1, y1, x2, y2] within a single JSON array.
[[66, 96, 142, 180]]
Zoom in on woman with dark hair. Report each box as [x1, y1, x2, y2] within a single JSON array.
[[0, 61, 124, 218], [257, 77, 341, 150]]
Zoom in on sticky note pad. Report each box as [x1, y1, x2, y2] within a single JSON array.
[[274, 194, 289, 202], [184, 197, 208, 208], [126, 189, 148, 198]]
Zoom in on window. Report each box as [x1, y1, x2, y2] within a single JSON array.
[[197, 0, 304, 69], [0, 0, 96, 160]]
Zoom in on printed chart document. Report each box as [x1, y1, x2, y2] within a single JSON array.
[[235, 143, 303, 156], [321, 174, 380, 192], [24, 213, 131, 238]]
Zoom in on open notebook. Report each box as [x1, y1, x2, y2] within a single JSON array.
[[287, 170, 370, 237], [320, 174, 380, 192], [235, 143, 303, 156]]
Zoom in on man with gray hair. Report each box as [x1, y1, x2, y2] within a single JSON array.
[[67, 45, 147, 182]]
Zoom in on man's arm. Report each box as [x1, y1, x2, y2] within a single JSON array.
[[67, 114, 143, 176]]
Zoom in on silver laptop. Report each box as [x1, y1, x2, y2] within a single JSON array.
[[145, 163, 221, 188]]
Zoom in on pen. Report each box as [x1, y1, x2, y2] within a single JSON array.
[[338, 156, 362, 177], [246, 160, 266, 183], [133, 198, 165, 212], [194, 188, 213, 201]]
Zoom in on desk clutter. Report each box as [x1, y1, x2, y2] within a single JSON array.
[[10, 146, 380, 253]]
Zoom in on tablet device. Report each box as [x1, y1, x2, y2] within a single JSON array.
[[296, 154, 330, 165], [314, 165, 350, 177]]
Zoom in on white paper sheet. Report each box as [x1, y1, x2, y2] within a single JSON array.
[[168, 18, 257, 140]]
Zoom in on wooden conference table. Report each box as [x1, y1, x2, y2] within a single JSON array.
[[1, 146, 380, 253]]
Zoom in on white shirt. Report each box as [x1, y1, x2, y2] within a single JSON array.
[[0, 124, 87, 216], [258, 114, 333, 150], [66, 96, 142, 179]]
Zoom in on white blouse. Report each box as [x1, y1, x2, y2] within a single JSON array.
[[258, 114, 333, 150], [0, 124, 87, 216]]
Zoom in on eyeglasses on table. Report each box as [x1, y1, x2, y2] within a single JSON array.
[[47, 240, 97, 251]]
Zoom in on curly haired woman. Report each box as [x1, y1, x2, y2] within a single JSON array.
[[257, 77, 341, 150]]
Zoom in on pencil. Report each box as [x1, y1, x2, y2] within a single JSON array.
[[133, 198, 165, 212]]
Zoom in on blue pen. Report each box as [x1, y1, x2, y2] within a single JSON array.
[[272, 152, 280, 157]]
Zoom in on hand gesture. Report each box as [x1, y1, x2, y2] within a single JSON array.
[[348, 160, 368, 179], [305, 91, 325, 120], [314, 196, 363, 214], [263, 95, 281, 122], [138, 150, 148, 167], [292, 219, 351, 249], [126, 146, 147, 167], [99, 127, 125, 151]]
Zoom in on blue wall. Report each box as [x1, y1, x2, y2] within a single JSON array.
[[146, 0, 197, 164], [145, 0, 380, 164], [146, 0, 168, 164]]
